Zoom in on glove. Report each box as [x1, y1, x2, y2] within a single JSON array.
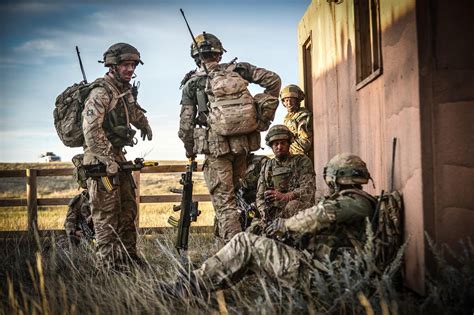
[[141, 124, 153, 141], [106, 161, 119, 176], [265, 218, 288, 238], [184, 142, 195, 159]]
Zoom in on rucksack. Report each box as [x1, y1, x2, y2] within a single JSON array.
[[342, 189, 404, 272], [53, 80, 112, 147], [206, 64, 258, 136], [372, 190, 404, 271]]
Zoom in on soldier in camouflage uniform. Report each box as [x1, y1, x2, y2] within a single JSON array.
[[64, 190, 94, 244], [281, 85, 313, 156], [161, 153, 376, 294], [235, 154, 269, 229], [178, 33, 281, 242], [256, 125, 315, 225], [82, 43, 152, 267]]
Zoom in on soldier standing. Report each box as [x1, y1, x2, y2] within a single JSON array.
[[178, 32, 281, 242], [165, 153, 376, 293], [82, 43, 153, 267], [281, 85, 313, 156], [256, 125, 315, 224]]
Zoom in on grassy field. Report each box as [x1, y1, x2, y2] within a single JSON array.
[[0, 161, 214, 231]]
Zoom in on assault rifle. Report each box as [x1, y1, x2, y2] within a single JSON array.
[[167, 159, 201, 254], [235, 188, 257, 229], [80, 158, 159, 192], [77, 216, 95, 242]]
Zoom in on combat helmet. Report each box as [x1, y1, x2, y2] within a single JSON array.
[[280, 84, 305, 102], [323, 153, 371, 190], [102, 43, 143, 67], [190, 32, 226, 58], [265, 124, 294, 146]]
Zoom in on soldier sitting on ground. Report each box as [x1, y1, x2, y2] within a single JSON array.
[[64, 189, 94, 245], [235, 153, 269, 229], [159, 153, 376, 296], [251, 125, 315, 233]]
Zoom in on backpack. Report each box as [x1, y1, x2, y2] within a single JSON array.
[[53, 80, 112, 147], [372, 190, 404, 271], [206, 64, 258, 136], [342, 189, 404, 272]]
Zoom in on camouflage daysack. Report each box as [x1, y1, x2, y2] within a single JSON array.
[[372, 190, 404, 271], [343, 189, 404, 271], [206, 64, 258, 136], [53, 80, 112, 147]]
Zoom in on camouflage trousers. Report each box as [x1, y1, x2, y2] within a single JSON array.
[[87, 171, 137, 266], [203, 153, 247, 242], [193, 232, 309, 291]]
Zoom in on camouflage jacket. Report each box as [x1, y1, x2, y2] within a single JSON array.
[[284, 108, 313, 156], [256, 154, 315, 219], [284, 189, 376, 259], [82, 74, 149, 165], [178, 61, 281, 154], [64, 190, 91, 236], [239, 154, 270, 203]]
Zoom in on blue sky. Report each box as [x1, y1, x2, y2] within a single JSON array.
[[0, 0, 311, 162]]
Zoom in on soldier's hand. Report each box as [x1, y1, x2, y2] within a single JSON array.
[[265, 190, 293, 202], [141, 124, 153, 141], [184, 142, 195, 159], [265, 218, 288, 238], [106, 161, 119, 176], [75, 230, 84, 238]]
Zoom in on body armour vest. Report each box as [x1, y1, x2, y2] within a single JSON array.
[[102, 80, 136, 148]]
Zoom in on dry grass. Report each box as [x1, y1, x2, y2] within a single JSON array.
[[1, 224, 471, 314]]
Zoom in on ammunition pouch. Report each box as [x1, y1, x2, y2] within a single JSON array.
[[108, 125, 136, 147], [193, 127, 210, 155], [196, 87, 209, 124], [207, 129, 230, 157], [72, 154, 88, 189], [247, 131, 261, 151], [228, 135, 249, 155]]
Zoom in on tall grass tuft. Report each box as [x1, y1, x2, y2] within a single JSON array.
[[422, 234, 474, 314]]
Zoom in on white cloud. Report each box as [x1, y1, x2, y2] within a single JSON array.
[[14, 38, 61, 55]]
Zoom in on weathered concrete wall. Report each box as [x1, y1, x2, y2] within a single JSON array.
[[417, 0, 474, 258], [297, 0, 425, 292]]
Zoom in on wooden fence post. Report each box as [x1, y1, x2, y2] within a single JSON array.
[[133, 170, 141, 227], [26, 168, 38, 235]]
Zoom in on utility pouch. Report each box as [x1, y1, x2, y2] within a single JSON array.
[[228, 135, 249, 155], [208, 128, 230, 157], [247, 131, 261, 151], [72, 154, 88, 189], [196, 88, 208, 114], [193, 127, 210, 155], [109, 126, 136, 147]]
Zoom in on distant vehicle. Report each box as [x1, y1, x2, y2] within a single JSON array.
[[39, 152, 61, 162]]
